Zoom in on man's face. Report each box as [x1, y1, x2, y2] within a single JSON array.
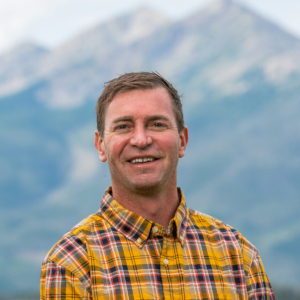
[[94, 88, 188, 195]]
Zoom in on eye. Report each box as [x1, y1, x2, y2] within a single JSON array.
[[150, 122, 167, 131], [114, 124, 129, 131], [118, 124, 128, 129]]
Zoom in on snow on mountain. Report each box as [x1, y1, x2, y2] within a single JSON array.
[[0, 42, 48, 97]]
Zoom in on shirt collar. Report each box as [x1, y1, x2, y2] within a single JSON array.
[[97, 186, 189, 248]]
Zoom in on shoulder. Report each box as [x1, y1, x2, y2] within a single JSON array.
[[40, 213, 104, 295], [188, 207, 247, 240], [187, 208, 259, 271], [42, 212, 104, 268]]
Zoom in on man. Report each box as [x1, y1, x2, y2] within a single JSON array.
[[41, 72, 274, 299]]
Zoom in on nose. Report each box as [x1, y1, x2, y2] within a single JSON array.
[[130, 126, 152, 149]]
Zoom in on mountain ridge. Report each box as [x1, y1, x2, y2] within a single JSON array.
[[2, 1, 300, 104]]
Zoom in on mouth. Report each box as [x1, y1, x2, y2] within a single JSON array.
[[128, 157, 158, 164]]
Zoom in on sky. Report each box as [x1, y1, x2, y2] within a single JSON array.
[[1, 0, 300, 55]]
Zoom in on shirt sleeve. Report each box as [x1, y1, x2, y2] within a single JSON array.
[[41, 260, 92, 300], [246, 251, 275, 300]]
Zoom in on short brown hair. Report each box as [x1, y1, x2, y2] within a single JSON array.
[[95, 72, 184, 137]]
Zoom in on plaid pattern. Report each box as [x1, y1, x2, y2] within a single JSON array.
[[41, 187, 274, 299]]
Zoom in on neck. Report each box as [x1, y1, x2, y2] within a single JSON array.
[[111, 184, 180, 229]]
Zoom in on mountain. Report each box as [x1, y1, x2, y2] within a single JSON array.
[[0, 0, 299, 295], [0, 7, 170, 107], [0, 42, 48, 97]]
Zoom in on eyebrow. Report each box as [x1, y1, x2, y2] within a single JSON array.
[[112, 115, 171, 124], [145, 115, 171, 123], [112, 116, 134, 124]]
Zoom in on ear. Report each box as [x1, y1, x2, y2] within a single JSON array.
[[94, 130, 107, 162], [178, 126, 188, 158]]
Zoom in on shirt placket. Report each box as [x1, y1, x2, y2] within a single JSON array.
[[156, 228, 182, 300]]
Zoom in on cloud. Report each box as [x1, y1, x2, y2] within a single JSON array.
[[0, 0, 69, 51], [0, 0, 299, 54], [0, 0, 214, 54]]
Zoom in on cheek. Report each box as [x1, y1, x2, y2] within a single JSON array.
[[106, 136, 128, 160], [157, 135, 180, 154]]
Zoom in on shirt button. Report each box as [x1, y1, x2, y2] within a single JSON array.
[[163, 259, 169, 265], [152, 226, 158, 233], [137, 238, 142, 244]]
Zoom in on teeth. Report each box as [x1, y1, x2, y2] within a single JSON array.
[[130, 157, 155, 164]]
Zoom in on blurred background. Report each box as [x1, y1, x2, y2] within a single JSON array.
[[0, 0, 300, 299]]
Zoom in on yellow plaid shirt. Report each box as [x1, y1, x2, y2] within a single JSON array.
[[41, 187, 274, 299]]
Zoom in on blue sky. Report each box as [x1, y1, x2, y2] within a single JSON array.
[[1, 0, 300, 54]]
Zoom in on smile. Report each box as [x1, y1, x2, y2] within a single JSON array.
[[130, 157, 156, 164]]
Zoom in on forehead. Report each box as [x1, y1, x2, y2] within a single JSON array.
[[105, 88, 175, 121]]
